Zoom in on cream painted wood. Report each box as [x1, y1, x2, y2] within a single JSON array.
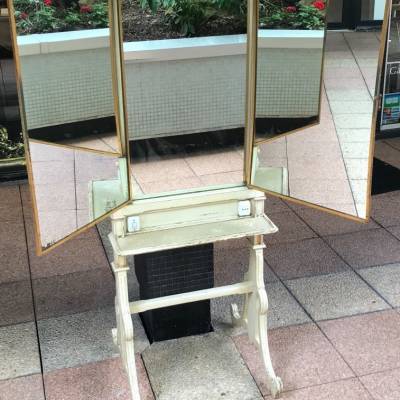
[[109, 187, 283, 399]]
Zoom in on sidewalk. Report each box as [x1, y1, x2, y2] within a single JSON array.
[[1, 181, 400, 399]]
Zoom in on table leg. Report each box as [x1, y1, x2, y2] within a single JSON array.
[[232, 236, 283, 398], [112, 255, 141, 400]]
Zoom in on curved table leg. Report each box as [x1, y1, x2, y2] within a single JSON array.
[[233, 236, 283, 398], [112, 255, 141, 400]]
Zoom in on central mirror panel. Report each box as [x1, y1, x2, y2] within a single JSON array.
[[13, 0, 119, 153], [122, 1, 248, 197]]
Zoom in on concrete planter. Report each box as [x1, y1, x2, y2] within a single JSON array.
[[18, 29, 324, 140]]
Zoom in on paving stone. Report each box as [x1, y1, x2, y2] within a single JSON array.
[[0, 220, 27, 253], [359, 368, 400, 400], [264, 211, 316, 245], [0, 374, 45, 400], [375, 141, 400, 169], [292, 206, 378, 236], [264, 238, 349, 280], [325, 228, 400, 269], [23, 216, 105, 279], [212, 281, 310, 336], [372, 191, 400, 227], [214, 246, 277, 287], [142, 332, 262, 400], [28, 235, 110, 280], [320, 310, 400, 375], [44, 357, 154, 400], [0, 186, 23, 223], [214, 237, 250, 251], [96, 218, 113, 258], [264, 195, 291, 214], [388, 225, 400, 240], [0, 280, 35, 327], [38, 307, 149, 372], [359, 264, 400, 307], [0, 322, 41, 380], [264, 378, 372, 400], [32, 268, 115, 320], [285, 271, 389, 321], [0, 246, 30, 285], [233, 323, 354, 396]]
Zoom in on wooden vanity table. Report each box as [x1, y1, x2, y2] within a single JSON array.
[[109, 186, 283, 399]]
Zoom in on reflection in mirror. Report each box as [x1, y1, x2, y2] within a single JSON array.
[[255, 1, 327, 140], [251, 23, 384, 220], [122, 1, 247, 197], [29, 141, 129, 251], [10, 0, 119, 153]]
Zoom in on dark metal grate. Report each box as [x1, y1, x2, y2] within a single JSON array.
[[134, 244, 214, 343]]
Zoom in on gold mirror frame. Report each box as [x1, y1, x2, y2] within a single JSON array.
[[246, 0, 390, 223], [8, 0, 132, 255]]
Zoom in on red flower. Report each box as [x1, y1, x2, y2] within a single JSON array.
[[312, 1, 325, 10], [80, 5, 92, 13], [285, 6, 297, 13], [20, 12, 28, 19], [43, 0, 52, 6]]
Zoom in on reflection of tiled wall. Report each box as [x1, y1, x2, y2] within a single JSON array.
[[20, 48, 114, 130], [20, 47, 322, 139], [256, 48, 323, 118], [125, 55, 246, 139]]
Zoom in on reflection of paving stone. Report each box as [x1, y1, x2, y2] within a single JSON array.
[[286, 271, 389, 321], [38, 307, 149, 372], [0, 322, 41, 380], [143, 332, 262, 400]]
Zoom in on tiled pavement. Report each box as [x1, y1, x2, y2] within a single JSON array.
[[1, 180, 400, 400], [2, 33, 400, 400]]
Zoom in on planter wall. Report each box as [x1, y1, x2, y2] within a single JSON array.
[[18, 29, 324, 140]]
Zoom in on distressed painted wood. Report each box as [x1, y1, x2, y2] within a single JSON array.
[[109, 187, 283, 399]]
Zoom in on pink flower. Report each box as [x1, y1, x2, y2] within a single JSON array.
[[20, 12, 28, 19], [285, 6, 297, 13], [43, 0, 53, 6], [312, 1, 325, 11], [80, 5, 92, 13]]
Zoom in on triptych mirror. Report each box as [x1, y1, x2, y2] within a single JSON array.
[[7, 0, 389, 254]]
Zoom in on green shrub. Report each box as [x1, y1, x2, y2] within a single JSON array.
[[261, 1, 327, 30], [14, 0, 109, 35], [0, 127, 24, 159]]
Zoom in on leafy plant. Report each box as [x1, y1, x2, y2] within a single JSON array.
[[0, 126, 24, 160], [138, 0, 247, 35], [261, 1, 327, 30], [14, 0, 109, 35]]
